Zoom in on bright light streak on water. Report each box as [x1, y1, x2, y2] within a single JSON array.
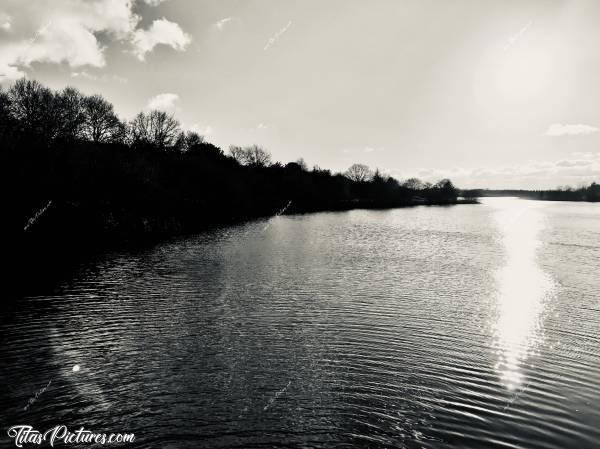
[[486, 198, 556, 390]]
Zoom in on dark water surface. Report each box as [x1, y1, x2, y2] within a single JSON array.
[[1, 198, 599, 448]]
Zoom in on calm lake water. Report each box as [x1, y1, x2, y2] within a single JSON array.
[[1, 198, 600, 448]]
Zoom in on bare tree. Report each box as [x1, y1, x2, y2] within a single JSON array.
[[372, 168, 386, 183], [0, 86, 13, 137], [55, 87, 85, 140], [228, 145, 245, 164], [244, 144, 272, 167], [434, 178, 457, 195], [128, 110, 181, 150], [173, 131, 186, 152], [228, 144, 271, 166], [129, 112, 149, 145], [8, 78, 56, 136], [345, 163, 373, 182], [149, 110, 181, 150], [403, 178, 427, 190], [174, 131, 206, 153], [0, 87, 10, 117], [184, 131, 204, 148], [82, 94, 123, 143]]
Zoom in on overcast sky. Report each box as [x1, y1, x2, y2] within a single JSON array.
[[2, 0, 600, 188]]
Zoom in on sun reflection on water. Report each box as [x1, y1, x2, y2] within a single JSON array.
[[486, 198, 556, 391]]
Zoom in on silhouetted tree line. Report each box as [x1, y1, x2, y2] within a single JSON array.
[[1, 79, 461, 285], [462, 184, 600, 202]]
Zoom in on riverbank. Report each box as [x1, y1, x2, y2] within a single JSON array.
[[2, 79, 466, 297], [10, 196, 476, 297]]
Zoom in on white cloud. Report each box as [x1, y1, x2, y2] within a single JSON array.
[[0, 13, 12, 31], [143, 0, 168, 5], [264, 20, 292, 51], [215, 17, 233, 30], [0, 3, 191, 80], [132, 18, 191, 60], [257, 123, 268, 130], [72, 70, 95, 79], [187, 123, 212, 136], [545, 123, 599, 137], [408, 153, 600, 189], [0, 0, 140, 80], [147, 93, 179, 111]]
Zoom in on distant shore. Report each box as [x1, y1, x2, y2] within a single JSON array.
[[461, 186, 600, 203]]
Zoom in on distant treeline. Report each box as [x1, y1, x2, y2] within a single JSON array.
[[1, 78, 463, 283], [462, 185, 600, 202]]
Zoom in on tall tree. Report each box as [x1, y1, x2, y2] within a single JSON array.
[[228, 145, 245, 164], [55, 87, 86, 140], [0, 86, 12, 137], [184, 131, 204, 149], [149, 110, 180, 150], [345, 163, 372, 182], [433, 179, 458, 202], [82, 94, 124, 143], [129, 112, 149, 145], [243, 145, 272, 167], [129, 110, 181, 150], [8, 78, 57, 137]]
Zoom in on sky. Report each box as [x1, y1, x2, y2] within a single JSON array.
[[1, 0, 600, 189]]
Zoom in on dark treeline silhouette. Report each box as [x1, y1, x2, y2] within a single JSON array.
[[462, 184, 600, 202], [2, 79, 463, 289]]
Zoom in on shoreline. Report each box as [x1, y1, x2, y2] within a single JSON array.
[[8, 198, 477, 300], [462, 188, 600, 203]]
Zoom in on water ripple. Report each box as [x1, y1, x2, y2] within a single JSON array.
[[1, 199, 599, 448]]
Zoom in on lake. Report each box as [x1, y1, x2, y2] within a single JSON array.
[[1, 197, 599, 448]]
